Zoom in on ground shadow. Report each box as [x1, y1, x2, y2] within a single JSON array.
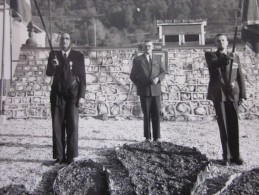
[[33, 164, 66, 195]]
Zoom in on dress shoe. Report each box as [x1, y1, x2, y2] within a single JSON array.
[[145, 138, 151, 142], [54, 159, 63, 165], [154, 138, 161, 142], [67, 158, 74, 164], [231, 157, 244, 165], [61, 158, 67, 164], [221, 159, 230, 166]]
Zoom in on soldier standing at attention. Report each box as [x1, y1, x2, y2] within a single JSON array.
[[205, 34, 247, 166]]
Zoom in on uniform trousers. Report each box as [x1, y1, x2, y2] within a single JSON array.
[[51, 99, 79, 161], [213, 101, 240, 160]]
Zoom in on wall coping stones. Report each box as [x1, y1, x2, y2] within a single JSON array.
[[3, 45, 258, 120]]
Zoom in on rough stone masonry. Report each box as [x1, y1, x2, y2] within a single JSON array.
[[3, 45, 259, 120]]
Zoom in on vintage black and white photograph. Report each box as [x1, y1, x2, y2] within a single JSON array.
[[0, 0, 259, 194]]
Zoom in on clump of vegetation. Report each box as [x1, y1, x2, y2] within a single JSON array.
[[31, 0, 240, 47]]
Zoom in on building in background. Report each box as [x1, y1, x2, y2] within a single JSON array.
[[156, 19, 207, 46], [0, 1, 45, 91], [241, 0, 259, 54]]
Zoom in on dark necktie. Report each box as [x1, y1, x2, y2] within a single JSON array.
[[149, 55, 152, 68], [61, 52, 69, 95]]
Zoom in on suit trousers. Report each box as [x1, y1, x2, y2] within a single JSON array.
[[51, 100, 79, 161], [140, 96, 161, 140], [213, 101, 240, 160]]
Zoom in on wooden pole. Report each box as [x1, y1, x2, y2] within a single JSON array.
[[34, 0, 54, 52], [0, 0, 6, 115], [228, 1, 242, 87], [228, 26, 238, 86], [49, 0, 52, 43]]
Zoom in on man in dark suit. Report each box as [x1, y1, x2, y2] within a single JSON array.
[[130, 40, 166, 142], [205, 34, 247, 166], [46, 32, 86, 164]]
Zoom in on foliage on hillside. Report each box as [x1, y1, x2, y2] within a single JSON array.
[[31, 0, 239, 46]]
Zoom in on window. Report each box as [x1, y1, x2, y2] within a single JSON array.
[[165, 35, 179, 43], [185, 34, 199, 42]]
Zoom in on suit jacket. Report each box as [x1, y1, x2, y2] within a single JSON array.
[[205, 51, 246, 102], [46, 49, 86, 106], [130, 54, 166, 96]]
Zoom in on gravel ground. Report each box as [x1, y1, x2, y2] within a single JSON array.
[[0, 117, 258, 194]]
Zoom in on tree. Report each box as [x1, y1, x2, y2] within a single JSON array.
[[29, 0, 239, 46], [190, 0, 207, 19], [150, 1, 167, 20], [173, 0, 192, 19], [125, 6, 134, 27]]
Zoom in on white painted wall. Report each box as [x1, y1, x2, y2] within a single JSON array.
[[1, 4, 46, 80], [11, 19, 29, 77], [0, 4, 12, 79]]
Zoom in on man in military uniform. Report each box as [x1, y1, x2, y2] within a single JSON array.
[[205, 34, 247, 165], [46, 32, 86, 164]]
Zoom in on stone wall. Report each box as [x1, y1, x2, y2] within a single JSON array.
[[3, 46, 259, 120]]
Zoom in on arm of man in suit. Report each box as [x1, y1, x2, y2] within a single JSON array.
[[130, 57, 140, 87], [205, 52, 229, 69], [151, 63, 166, 85], [236, 55, 247, 104], [77, 52, 86, 100], [46, 51, 58, 76]]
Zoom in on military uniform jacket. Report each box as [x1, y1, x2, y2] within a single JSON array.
[[205, 51, 246, 102], [46, 49, 86, 106], [130, 54, 166, 96]]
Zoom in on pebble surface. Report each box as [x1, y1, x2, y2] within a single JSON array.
[[0, 118, 258, 194]]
